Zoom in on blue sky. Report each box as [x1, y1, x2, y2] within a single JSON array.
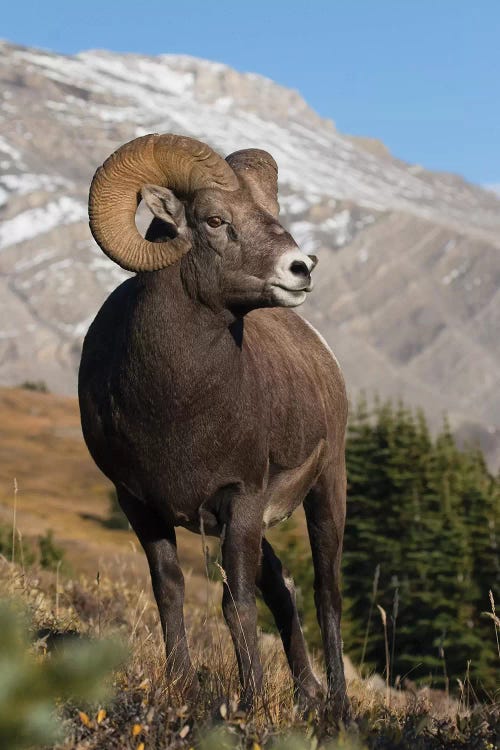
[[2, 1, 499, 186]]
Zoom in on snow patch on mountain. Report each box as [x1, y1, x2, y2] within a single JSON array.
[[10, 43, 500, 240], [0, 173, 74, 195], [484, 184, 500, 198], [0, 197, 86, 250], [0, 135, 22, 161]]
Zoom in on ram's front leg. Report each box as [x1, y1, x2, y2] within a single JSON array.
[[117, 487, 199, 701], [220, 495, 263, 711]]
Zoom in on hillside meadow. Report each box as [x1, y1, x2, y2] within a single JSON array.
[[0, 385, 498, 748]]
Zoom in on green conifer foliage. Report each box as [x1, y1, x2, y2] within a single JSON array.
[[342, 399, 499, 693], [264, 398, 498, 694]]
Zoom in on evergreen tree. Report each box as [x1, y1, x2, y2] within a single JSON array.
[[341, 398, 499, 693], [266, 396, 499, 694]]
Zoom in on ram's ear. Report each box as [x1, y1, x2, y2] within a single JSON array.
[[141, 185, 187, 231], [225, 149, 279, 217]]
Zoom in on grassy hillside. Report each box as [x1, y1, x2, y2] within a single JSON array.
[[0, 386, 499, 748], [1, 535, 498, 748], [0, 386, 209, 603]]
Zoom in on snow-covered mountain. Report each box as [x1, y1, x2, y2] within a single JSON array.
[[485, 184, 500, 198], [1, 41, 499, 465]]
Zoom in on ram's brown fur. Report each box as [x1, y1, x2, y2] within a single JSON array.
[[79, 134, 350, 721]]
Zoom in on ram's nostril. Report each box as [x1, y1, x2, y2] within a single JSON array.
[[290, 260, 310, 278]]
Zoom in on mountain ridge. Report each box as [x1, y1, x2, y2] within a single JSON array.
[[0, 40, 499, 467]]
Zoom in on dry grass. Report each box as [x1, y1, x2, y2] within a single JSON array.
[[1, 386, 499, 748], [0, 386, 209, 600], [1, 552, 498, 750]]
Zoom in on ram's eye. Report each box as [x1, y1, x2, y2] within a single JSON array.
[[206, 216, 223, 228]]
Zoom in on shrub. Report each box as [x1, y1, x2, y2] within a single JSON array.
[[0, 524, 65, 571], [0, 524, 36, 567], [19, 380, 50, 393], [0, 599, 124, 750], [38, 529, 65, 571], [104, 490, 130, 530]]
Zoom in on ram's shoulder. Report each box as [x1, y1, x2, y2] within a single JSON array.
[[296, 315, 341, 369], [247, 309, 342, 372]]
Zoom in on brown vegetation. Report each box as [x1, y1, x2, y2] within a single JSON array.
[[1, 386, 498, 748], [1, 545, 498, 749], [0, 386, 209, 602]]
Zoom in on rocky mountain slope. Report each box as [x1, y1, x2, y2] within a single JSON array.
[[1, 41, 499, 465]]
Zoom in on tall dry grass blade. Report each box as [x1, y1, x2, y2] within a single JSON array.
[[456, 677, 465, 714], [129, 591, 149, 642], [360, 563, 380, 674], [465, 660, 471, 712], [198, 512, 212, 618], [488, 590, 499, 658], [215, 561, 258, 701], [438, 631, 450, 702], [377, 604, 390, 707], [96, 570, 101, 638], [198, 515, 228, 698], [390, 586, 399, 687], [11, 477, 18, 564], [55, 559, 62, 619], [17, 530, 25, 581]]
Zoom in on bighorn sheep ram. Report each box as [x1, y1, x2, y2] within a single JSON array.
[[79, 134, 350, 720]]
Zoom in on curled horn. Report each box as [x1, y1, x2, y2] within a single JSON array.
[[89, 134, 238, 272], [225, 148, 279, 217]]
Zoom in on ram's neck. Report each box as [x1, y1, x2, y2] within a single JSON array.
[[128, 266, 243, 408]]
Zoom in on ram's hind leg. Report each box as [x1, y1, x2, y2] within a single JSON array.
[[117, 486, 199, 701], [303, 461, 351, 724], [220, 493, 264, 711], [256, 537, 322, 709]]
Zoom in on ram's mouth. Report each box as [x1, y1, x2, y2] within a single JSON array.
[[269, 284, 309, 308], [271, 281, 314, 294], [272, 286, 310, 297]]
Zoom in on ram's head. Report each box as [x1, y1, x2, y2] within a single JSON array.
[[89, 134, 316, 310]]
